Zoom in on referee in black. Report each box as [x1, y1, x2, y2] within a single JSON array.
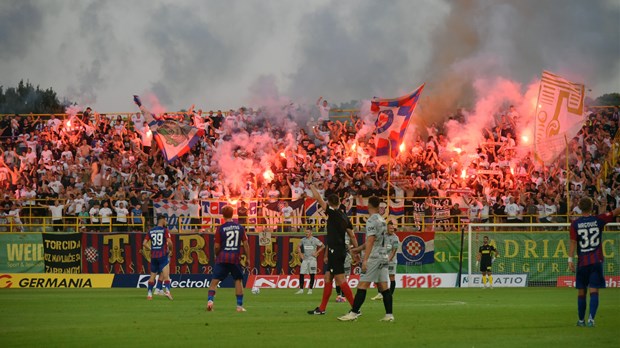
[[307, 183, 358, 315]]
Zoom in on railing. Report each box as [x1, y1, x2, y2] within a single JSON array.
[[0, 215, 145, 233], [171, 213, 581, 234], [2, 194, 609, 234]]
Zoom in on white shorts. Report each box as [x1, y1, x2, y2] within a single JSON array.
[[360, 258, 389, 284], [300, 259, 318, 275], [344, 253, 352, 274], [388, 262, 396, 276]]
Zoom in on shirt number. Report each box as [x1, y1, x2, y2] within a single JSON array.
[[152, 233, 164, 247], [225, 230, 239, 248], [576, 227, 600, 252]]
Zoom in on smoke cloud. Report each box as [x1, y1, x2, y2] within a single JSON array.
[[0, 0, 617, 114]]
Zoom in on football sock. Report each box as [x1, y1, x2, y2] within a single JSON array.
[[589, 293, 599, 320], [147, 281, 155, 292], [340, 282, 355, 306], [335, 285, 342, 296], [236, 294, 243, 306], [351, 289, 366, 313], [381, 290, 393, 315], [319, 281, 333, 311], [309, 274, 315, 289], [577, 294, 586, 321], [156, 280, 163, 291], [390, 280, 396, 295], [299, 274, 305, 289], [163, 280, 171, 292], [208, 290, 216, 302], [489, 275, 493, 285], [482, 275, 487, 285]]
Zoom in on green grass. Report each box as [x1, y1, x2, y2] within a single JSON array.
[[0, 288, 619, 348]]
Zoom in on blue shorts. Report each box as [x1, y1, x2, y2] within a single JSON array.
[[575, 262, 606, 289], [150, 256, 170, 274], [212, 263, 244, 281]]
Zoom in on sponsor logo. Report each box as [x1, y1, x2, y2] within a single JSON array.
[[0, 274, 13, 288], [556, 276, 620, 288], [111, 274, 237, 288], [461, 274, 528, 287], [136, 274, 216, 289], [247, 275, 360, 289], [398, 274, 457, 288], [0, 274, 113, 288]]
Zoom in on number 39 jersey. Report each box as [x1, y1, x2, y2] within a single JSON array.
[[570, 212, 615, 267], [215, 221, 247, 264], [146, 226, 171, 258]]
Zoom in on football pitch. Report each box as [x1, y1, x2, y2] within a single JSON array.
[[1, 288, 618, 348]]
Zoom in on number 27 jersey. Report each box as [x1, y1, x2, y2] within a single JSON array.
[[570, 212, 614, 267], [215, 221, 247, 264]]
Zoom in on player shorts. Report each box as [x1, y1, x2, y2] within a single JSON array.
[[326, 248, 346, 275], [480, 261, 492, 272], [150, 256, 170, 274], [212, 263, 244, 281], [343, 253, 352, 275], [360, 258, 389, 283], [300, 259, 318, 275], [388, 262, 396, 276], [575, 262, 606, 290]]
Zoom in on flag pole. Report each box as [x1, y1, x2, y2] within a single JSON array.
[[564, 135, 570, 219], [387, 141, 392, 215]]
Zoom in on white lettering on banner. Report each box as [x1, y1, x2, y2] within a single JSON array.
[[247, 275, 360, 289], [135, 275, 219, 289], [461, 274, 528, 287], [556, 276, 620, 288]]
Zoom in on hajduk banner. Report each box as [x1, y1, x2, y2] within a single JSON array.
[[373, 84, 425, 158], [534, 71, 585, 164], [153, 200, 200, 233], [42, 233, 82, 273], [396, 232, 435, 266], [133, 95, 204, 162]]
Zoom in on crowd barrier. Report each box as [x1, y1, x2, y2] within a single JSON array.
[[0, 196, 612, 235]]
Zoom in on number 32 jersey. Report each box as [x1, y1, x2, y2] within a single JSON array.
[[215, 221, 247, 264], [570, 212, 614, 267]]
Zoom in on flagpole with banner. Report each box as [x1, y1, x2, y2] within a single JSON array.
[[387, 141, 391, 216], [371, 83, 425, 220]]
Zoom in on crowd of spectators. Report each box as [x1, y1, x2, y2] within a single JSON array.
[[0, 99, 618, 233]]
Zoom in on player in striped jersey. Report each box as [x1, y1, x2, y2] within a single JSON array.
[[143, 216, 173, 300], [207, 205, 251, 312], [569, 198, 619, 327]]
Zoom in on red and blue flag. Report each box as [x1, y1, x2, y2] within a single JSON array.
[[373, 84, 425, 158]]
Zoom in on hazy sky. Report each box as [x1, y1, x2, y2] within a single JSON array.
[[1, 0, 618, 112]]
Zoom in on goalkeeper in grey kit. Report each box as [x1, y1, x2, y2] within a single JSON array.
[[296, 228, 325, 294]]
